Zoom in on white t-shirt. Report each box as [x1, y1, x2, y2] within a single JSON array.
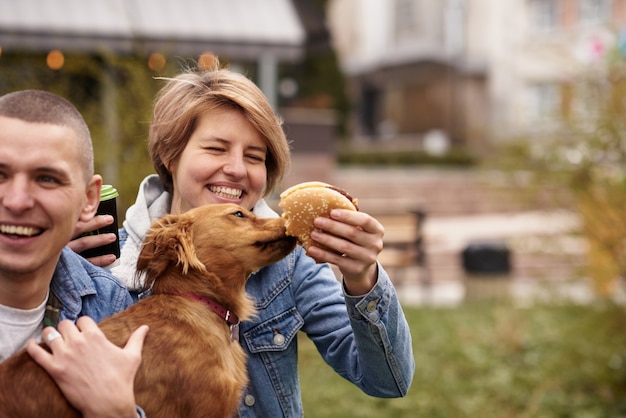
[[0, 296, 46, 362]]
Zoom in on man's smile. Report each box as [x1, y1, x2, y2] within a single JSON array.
[[0, 224, 43, 237]]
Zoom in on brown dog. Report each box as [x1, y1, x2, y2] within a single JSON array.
[[0, 203, 296, 418]]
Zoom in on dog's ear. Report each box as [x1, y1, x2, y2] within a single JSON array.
[[137, 214, 207, 280]]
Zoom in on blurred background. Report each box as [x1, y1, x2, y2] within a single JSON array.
[[1, 1, 626, 415]]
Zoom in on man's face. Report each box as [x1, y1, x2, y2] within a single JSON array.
[[0, 116, 94, 280]]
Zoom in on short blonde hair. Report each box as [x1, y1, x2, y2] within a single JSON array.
[[149, 59, 291, 196]]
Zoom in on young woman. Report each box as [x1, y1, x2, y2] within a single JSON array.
[[74, 58, 414, 417]]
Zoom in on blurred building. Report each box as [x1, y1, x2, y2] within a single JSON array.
[[0, 0, 334, 188], [0, 0, 306, 108], [327, 0, 626, 149]]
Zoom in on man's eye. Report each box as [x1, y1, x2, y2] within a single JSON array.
[[39, 175, 60, 184]]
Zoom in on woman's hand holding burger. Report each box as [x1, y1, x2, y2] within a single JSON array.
[[279, 182, 384, 295]]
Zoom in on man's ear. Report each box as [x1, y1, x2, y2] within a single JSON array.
[[80, 174, 102, 222]]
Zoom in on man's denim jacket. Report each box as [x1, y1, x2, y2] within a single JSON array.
[[52, 247, 135, 323], [52, 247, 144, 417]]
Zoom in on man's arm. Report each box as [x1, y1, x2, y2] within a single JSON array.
[[27, 317, 148, 418]]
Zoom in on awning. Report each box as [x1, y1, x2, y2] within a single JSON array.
[[0, 0, 306, 61]]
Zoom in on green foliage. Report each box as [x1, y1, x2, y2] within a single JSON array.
[[0, 52, 159, 215], [300, 302, 626, 417], [89, 53, 161, 214]]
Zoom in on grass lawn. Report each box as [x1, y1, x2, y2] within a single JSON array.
[[299, 302, 626, 418]]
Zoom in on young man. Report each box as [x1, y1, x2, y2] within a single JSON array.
[[0, 90, 147, 418]]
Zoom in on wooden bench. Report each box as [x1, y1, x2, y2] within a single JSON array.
[[376, 209, 429, 285]]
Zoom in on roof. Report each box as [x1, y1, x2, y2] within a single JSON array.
[[0, 0, 306, 61]]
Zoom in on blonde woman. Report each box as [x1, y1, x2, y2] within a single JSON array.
[[73, 59, 414, 417]]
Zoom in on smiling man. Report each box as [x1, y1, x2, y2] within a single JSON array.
[[0, 90, 147, 418]]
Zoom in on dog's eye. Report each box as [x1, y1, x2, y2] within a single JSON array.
[[233, 211, 246, 218]]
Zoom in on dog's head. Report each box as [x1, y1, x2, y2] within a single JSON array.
[[136, 204, 296, 315]]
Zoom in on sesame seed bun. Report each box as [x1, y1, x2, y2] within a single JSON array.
[[279, 181, 359, 250]]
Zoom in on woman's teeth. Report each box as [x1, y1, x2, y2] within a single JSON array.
[[210, 186, 242, 199]]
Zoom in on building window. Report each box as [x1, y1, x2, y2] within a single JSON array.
[[528, 83, 560, 124], [530, 0, 560, 31], [578, 0, 612, 25], [394, 0, 417, 42]]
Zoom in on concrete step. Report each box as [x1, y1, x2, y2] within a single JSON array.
[[328, 167, 541, 217]]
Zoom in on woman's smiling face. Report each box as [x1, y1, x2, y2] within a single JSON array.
[[169, 109, 268, 215]]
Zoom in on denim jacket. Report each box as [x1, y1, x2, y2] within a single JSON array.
[[51, 248, 145, 418], [115, 175, 415, 417], [238, 246, 414, 417], [52, 247, 135, 323]]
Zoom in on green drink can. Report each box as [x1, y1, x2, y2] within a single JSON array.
[[79, 185, 121, 259]]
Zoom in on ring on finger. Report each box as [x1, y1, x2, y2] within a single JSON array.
[[44, 329, 63, 346]]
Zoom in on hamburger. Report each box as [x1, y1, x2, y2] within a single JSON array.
[[278, 181, 359, 250]]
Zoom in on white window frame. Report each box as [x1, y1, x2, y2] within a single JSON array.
[[527, 83, 560, 125], [393, 0, 418, 43], [530, 0, 560, 31], [578, 0, 612, 26]]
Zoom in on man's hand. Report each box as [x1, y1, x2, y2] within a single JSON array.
[[27, 317, 149, 418]]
